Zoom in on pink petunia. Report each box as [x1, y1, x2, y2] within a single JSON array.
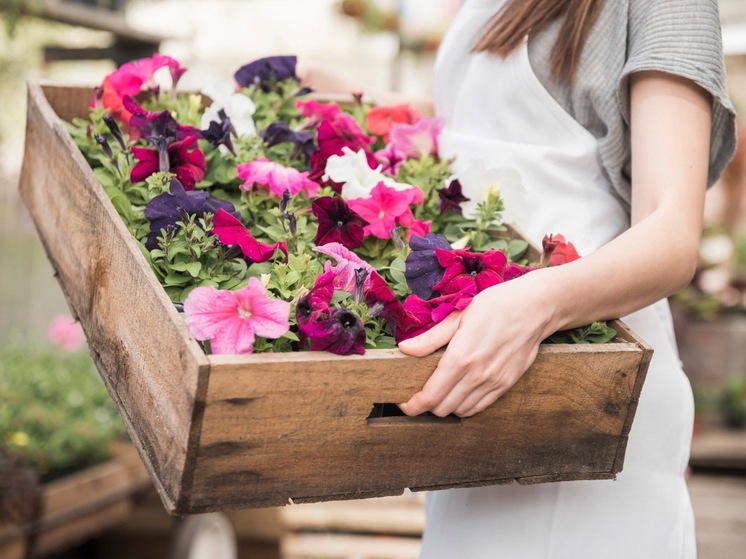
[[183, 277, 290, 354], [389, 117, 445, 159], [374, 142, 408, 176], [346, 183, 421, 239], [212, 209, 288, 263], [237, 157, 319, 198], [47, 315, 85, 352], [98, 54, 187, 129], [397, 209, 432, 240], [313, 242, 375, 293]]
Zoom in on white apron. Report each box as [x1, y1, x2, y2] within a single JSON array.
[[422, 1, 697, 557]]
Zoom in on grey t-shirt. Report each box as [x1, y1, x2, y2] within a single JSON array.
[[527, 0, 736, 208]]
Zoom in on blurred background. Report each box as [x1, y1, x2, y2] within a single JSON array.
[[0, 1, 745, 558]]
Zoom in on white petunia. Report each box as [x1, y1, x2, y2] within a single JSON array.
[[454, 159, 527, 222], [323, 147, 414, 199], [200, 81, 256, 138]]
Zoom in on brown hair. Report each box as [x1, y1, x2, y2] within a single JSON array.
[[472, 0, 604, 83]]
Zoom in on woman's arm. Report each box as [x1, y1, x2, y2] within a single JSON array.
[[296, 59, 434, 116], [398, 70, 712, 418]]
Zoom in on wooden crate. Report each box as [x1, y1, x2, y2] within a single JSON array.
[[0, 444, 150, 559], [19, 81, 653, 516]]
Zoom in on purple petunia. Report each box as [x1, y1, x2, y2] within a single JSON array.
[[404, 234, 452, 300], [144, 179, 240, 250], [437, 179, 470, 216], [260, 121, 317, 161], [299, 307, 366, 356], [234, 55, 299, 91]]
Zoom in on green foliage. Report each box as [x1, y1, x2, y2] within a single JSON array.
[[719, 374, 746, 429], [0, 342, 125, 482], [544, 321, 617, 344]]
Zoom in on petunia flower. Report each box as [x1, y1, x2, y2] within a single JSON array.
[[432, 248, 508, 295], [542, 233, 581, 266], [200, 109, 236, 155], [144, 179, 240, 250], [47, 315, 85, 352], [296, 271, 335, 325], [183, 277, 290, 354], [346, 183, 422, 239], [98, 53, 187, 126], [299, 307, 366, 356], [364, 270, 407, 334], [404, 234, 452, 300], [313, 242, 374, 293], [455, 160, 527, 221], [260, 121, 318, 161], [323, 147, 415, 200], [504, 263, 539, 280], [131, 134, 206, 190], [438, 179, 470, 216], [212, 209, 288, 264], [234, 55, 298, 91], [389, 116, 444, 159], [366, 104, 422, 142], [397, 288, 476, 342], [201, 81, 256, 138], [374, 142, 408, 176], [125, 96, 198, 142], [237, 157, 319, 198], [397, 209, 431, 241], [312, 195, 369, 249]]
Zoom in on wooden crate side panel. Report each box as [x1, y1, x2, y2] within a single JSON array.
[[19, 82, 209, 512], [182, 345, 644, 512]]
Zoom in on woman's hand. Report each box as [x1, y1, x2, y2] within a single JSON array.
[[398, 271, 556, 418]]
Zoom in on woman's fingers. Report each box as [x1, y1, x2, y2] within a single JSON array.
[[397, 310, 462, 357]]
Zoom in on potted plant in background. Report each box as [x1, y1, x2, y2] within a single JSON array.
[[0, 316, 148, 559], [719, 374, 746, 429]]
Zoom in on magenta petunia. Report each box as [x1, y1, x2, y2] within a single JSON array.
[[396, 288, 476, 343], [346, 183, 420, 239], [504, 263, 539, 280], [364, 270, 408, 334], [130, 134, 206, 190], [313, 242, 374, 292], [296, 271, 335, 325], [432, 248, 508, 295], [237, 157, 319, 198], [389, 116, 445, 159], [212, 209, 288, 264], [312, 195, 369, 249], [183, 277, 290, 354]]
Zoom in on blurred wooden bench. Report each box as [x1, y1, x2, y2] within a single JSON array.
[[34, 0, 165, 65]]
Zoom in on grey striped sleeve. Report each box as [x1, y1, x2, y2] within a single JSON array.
[[619, 0, 737, 189]]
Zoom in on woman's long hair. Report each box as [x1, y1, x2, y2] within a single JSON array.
[[472, 0, 605, 82]]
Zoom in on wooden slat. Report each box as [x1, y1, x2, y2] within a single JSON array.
[[0, 445, 149, 558], [280, 494, 424, 536], [182, 343, 646, 512], [281, 533, 422, 559], [19, 82, 209, 513]]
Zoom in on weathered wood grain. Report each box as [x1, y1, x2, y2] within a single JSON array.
[[19, 81, 209, 512], [182, 344, 646, 511], [20, 83, 653, 515]]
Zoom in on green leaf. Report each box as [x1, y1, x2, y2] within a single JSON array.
[[185, 262, 202, 277]]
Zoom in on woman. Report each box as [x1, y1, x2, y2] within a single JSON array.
[[301, 0, 735, 556]]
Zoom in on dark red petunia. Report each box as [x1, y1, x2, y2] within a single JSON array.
[[296, 271, 335, 326], [437, 179, 470, 216], [131, 134, 206, 190], [312, 195, 369, 249]]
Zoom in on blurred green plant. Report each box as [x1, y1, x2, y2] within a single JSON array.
[[0, 340, 125, 482], [671, 225, 746, 319], [719, 374, 746, 429]]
